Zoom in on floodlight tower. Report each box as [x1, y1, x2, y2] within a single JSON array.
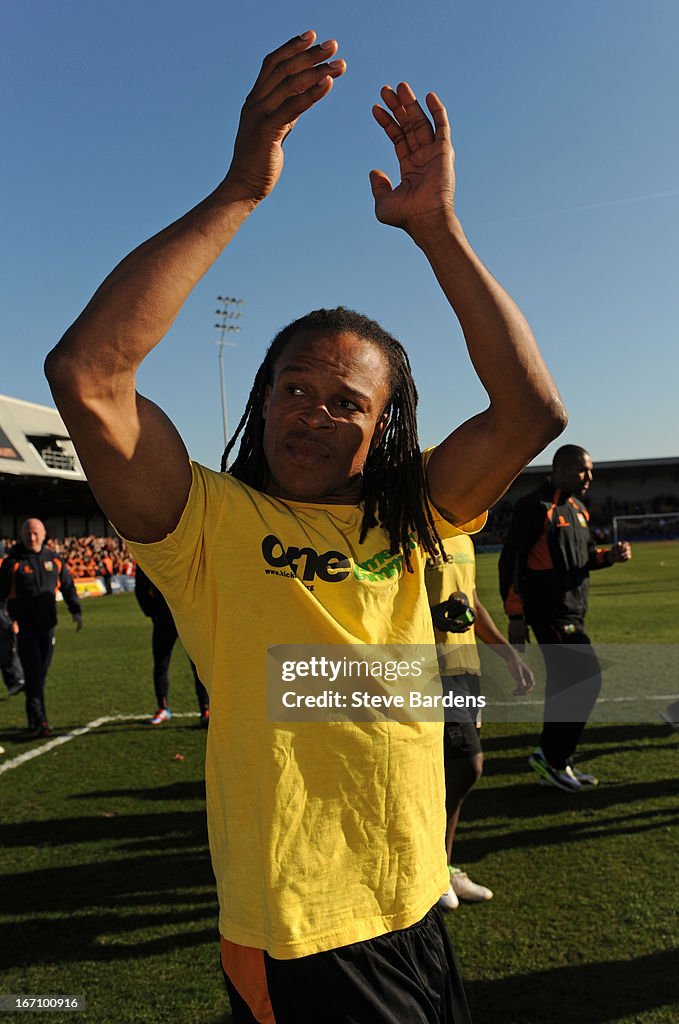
[[214, 295, 244, 455]]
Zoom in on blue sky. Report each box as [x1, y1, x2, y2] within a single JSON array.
[[4, 0, 679, 471]]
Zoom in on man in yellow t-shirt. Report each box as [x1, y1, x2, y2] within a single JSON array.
[[426, 534, 534, 910], [46, 30, 565, 1024]]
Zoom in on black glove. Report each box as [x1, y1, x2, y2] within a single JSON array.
[[431, 591, 475, 634]]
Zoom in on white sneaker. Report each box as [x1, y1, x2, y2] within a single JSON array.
[[438, 883, 459, 910], [450, 867, 494, 902]]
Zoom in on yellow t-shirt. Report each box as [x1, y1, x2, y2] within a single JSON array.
[[425, 533, 481, 676], [125, 462, 485, 958]]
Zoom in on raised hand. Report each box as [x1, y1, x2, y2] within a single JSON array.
[[370, 84, 455, 235], [225, 31, 346, 204]]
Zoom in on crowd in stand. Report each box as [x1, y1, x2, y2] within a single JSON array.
[[0, 535, 135, 580]]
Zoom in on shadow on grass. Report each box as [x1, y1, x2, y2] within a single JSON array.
[[2, 803, 208, 849], [0, 716, 209, 748], [1, 798, 219, 969], [479, 723, 672, 754], [454, 777, 679, 862], [465, 948, 679, 1024], [71, 779, 206, 802], [0, 725, 47, 746]]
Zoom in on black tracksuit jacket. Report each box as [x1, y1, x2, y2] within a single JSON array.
[[0, 544, 82, 630], [499, 480, 611, 627]]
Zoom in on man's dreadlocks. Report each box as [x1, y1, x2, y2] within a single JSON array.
[[220, 307, 445, 571]]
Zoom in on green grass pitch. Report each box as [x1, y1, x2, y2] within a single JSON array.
[[1, 542, 677, 1023]]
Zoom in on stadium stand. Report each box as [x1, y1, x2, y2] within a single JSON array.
[[0, 394, 110, 539]]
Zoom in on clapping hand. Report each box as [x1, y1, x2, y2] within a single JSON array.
[[370, 84, 456, 236], [225, 32, 346, 205]]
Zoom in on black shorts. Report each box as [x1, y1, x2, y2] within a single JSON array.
[[441, 673, 482, 760], [223, 905, 472, 1024]]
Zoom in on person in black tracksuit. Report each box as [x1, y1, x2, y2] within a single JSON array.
[[0, 519, 83, 735], [0, 605, 25, 695], [0, 538, 20, 693], [499, 445, 631, 790], [134, 564, 209, 726]]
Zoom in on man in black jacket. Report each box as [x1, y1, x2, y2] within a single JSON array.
[[499, 445, 631, 790], [0, 519, 83, 736]]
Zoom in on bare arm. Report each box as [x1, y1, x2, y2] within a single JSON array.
[[473, 591, 534, 695], [45, 32, 346, 542], [370, 85, 567, 524]]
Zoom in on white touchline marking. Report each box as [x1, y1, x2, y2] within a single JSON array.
[[0, 712, 199, 776]]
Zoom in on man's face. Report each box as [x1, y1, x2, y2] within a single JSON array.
[[556, 452, 594, 496], [21, 518, 46, 552], [262, 330, 391, 503]]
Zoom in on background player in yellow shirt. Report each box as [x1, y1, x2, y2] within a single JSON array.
[[427, 533, 534, 908]]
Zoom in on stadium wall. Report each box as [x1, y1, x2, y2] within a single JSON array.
[[502, 456, 679, 509]]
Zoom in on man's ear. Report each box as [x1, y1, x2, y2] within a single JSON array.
[[370, 410, 390, 453], [262, 383, 271, 420]]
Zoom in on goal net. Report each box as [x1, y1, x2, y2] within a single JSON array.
[[612, 512, 679, 543]]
